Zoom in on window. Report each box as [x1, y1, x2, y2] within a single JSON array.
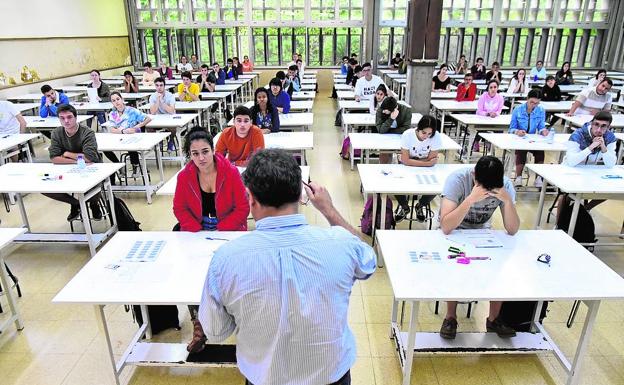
[[222, 0, 245, 20], [501, 0, 526, 21], [280, 0, 306, 21], [339, 0, 363, 20], [252, 0, 279, 21], [136, 0, 161, 22], [163, 0, 187, 22], [191, 0, 218, 21], [311, 0, 335, 21], [467, 0, 493, 21], [321, 28, 335, 66], [308, 27, 321, 65], [528, 0, 554, 21]]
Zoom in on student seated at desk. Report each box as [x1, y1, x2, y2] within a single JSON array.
[[157, 61, 174, 80], [141, 61, 158, 86], [567, 78, 613, 116], [375, 97, 411, 165], [212, 63, 226, 86], [215, 106, 265, 166], [439, 155, 520, 340], [485, 61, 503, 83], [104, 92, 152, 175], [508, 68, 529, 94], [286, 65, 302, 94], [340, 56, 349, 75], [122, 71, 140, 94], [177, 71, 200, 102], [0, 100, 28, 162], [268, 78, 291, 114], [390, 52, 403, 69], [196, 64, 215, 93], [87, 69, 111, 125], [250, 87, 280, 134], [345, 58, 358, 86], [473, 80, 504, 151], [190, 54, 202, 71], [354, 62, 387, 102], [587, 69, 607, 89], [39, 84, 70, 118], [149, 77, 177, 151], [232, 57, 244, 76], [509, 89, 548, 187], [177, 55, 193, 73], [541, 75, 562, 101], [242, 55, 254, 72], [455, 73, 477, 102], [224, 58, 238, 80], [394, 115, 442, 222], [431, 64, 451, 92], [556, 61, 574, 85], [44, 104, 103, 221], [530, 60, 547, 80], [470, 57, 486, 80], [369, 84, 389, 114], [454, 54, 468, 75]]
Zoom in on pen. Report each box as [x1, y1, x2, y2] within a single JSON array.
[[205, 236, 230, 241]]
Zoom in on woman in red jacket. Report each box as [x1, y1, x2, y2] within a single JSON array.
[[173, 127, 249, 232]]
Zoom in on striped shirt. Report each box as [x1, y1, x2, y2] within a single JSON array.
[[198, 214, 376, 385], [574, 86, 612, 115]]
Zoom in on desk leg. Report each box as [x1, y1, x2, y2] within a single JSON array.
[[140, 151, 152, 204], [78, 194, 97, 257], [402, 301, 419, 385], [440, 112, 446, 134], [371, 192, 378, 244], [390, 297, 399, 338], [16, 194, 31, 231], [350, 143, 355, 170], [96, 305, 121, 385], [156, 144, 165, 186], [177, 128, 184, 168], [566, 300, 600, 385], [534, 181, 547, 229], [105, 180, 118, 228], [567, 194, 582, 236], [0, 252, 24, 331]]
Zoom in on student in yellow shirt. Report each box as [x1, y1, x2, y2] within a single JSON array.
[[177, 71, 200, 102]]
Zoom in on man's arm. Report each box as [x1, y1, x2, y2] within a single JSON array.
[[488, 186, 520, 235], [304, 182, 363, 239], [602, 140, 617, 167], [16, 113, 27, 133], [197, 257, 236, 343], [439, 185, 490, 235]]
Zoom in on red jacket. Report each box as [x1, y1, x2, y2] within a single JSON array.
[[173, 152, 249, 232], [455, 83, 477, 102]]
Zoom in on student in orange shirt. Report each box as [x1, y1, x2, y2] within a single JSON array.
[[215, 106, 265, 166]]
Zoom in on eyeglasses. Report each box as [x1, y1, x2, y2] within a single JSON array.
[[591, 121, 610, 130], [537, 253, 551, 266]]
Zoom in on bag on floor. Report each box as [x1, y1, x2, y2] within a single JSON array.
[[335, 109, 343, 126], [499, 301, 548, 332], [114, 197, 141, 231], [360, 195, 395, 235], [556, 200, 597, 245], [130, 305, 180, 335], [340, 136, 361, 160]]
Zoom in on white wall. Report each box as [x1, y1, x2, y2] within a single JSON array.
[[0, 0, 128, 38]]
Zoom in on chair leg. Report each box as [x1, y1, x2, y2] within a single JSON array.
[[466, 302, 473, 318], [567, 300, 580, 328], [546, 190, 562, 224], [434, 301, 439, 315], [408, 195, 416, 230]]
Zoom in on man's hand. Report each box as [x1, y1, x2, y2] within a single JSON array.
[[515, 129, 526, 137], [390, 108, 399, 120], [488, 112, 497, 118], [539, 128, 550, 136], [466, 184, 490, 205], [304, 182, 334, 216], [588, 136, 604, 151], [488, 187, 512, 205]]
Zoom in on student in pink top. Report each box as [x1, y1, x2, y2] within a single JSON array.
[[477, 79, 504, 117]]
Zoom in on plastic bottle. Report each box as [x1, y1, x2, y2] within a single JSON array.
[[77, 154, 86, 170], [547, 126, 555, 144]]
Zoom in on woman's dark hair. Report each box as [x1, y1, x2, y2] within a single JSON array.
[[253, 87, 273, 111], [110, 91, 122, 100], [474, 155, 505, 190], [183, 126, 214, 159], [595, 69, 607, 79], [559, 61, 572, 74], [545, 75, 556, 82], [513, 68, 526, 80], [123, 70, 136, 82], [269, 78, 282, 91], [379, 96, 398, 113], [416, 115, 438, 137], [373, 84, 389, 109], [275, 71, 286, 80], [437, 64, 448, 76], [90, 69, 101, 76], [242, 149, 302, 208], [487, 79, 500, 89]]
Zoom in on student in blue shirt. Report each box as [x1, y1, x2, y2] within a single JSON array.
[[340, 56, 349, 75], [268, 78, 291, 114], [40, 84, 70, 118], [211, 62, 226, 85], [250, 87, 280, 134], [508, 89, 548, 187], [224, 58, 238, 80]]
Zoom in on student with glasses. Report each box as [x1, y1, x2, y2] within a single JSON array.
[[354, 62, 388, 102]]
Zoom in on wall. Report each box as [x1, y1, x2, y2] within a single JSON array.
[[0, 0, 130, 91]]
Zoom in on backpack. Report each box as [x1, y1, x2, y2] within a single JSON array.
[[129, 305, 180, 335], [113, 197, 141, 231], [340, 136, 361, 160], [499, 301, 549, 332], [360, 195, 395, 235], [556, 199, 597, 246]]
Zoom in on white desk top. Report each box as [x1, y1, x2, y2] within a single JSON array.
[[96, 132, 170, 152], [339, 100, 372, 110], [0, 133, 41, 152], [337, 91, 356, 100], [291, 91, 316, 100], [616, 132, 624, 141], [535, 101, 574, 112], [358, 163, 470, 194], [198, 92, 232, 99], [73, 102, 113, 111], [348, 132, 460, 152], [139, 101, 215, 112], [227, 112, 313, 127], [24, 115, 92, 128], [13, 103, 40, 113], [52, 231, 244, 305], [145, 113, 198, 129], [378, 229, 624, 301], [334, 84, 353, 91], [450, 113, 512, 127], [343, 112, 422, 126], [558, 85, 586, 93], [431, 100, 479, 112], [527, 164, 624, 194], [0, 162, 124, 194], [8, 92, 82, 102], [430, 92, 457, 99], [120, 92, 152, 100], [0, 228, 27, 250], [555, 113, 624, 128], [157, 166, 310, 196], [480, 133, 570, 152], [242, 100, 314, 111], [215, 84, 242, 92], [263, 131, 314, 150], [58, 86, 88, 92]]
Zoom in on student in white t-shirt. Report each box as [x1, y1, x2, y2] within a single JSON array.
[[0, 100, 28, 161], [354, 62, 388, 102], [394, 115, 443, 223]]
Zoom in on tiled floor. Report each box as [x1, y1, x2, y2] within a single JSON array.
[[1, 70, 624, 385]]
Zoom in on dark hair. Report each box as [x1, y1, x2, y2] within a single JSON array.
[[110, 91, 123, 100], [269, 77, 282, 91], [233, 56, 239, 61], [253, 87, 273, 111], [395, 53, 402, 58], [180, 55, 187, 60], [348, 58, 358, 66], [513, 68, 526, 80], [342, 56, 349, 60], [201, 64, 209, 69], [288, 65, 298, 72], [90, 69, 101, 76], [212, 62, 220, 67], [595, 69, 607, 79], [296, 59, 302, 64], [593, 110, 613, 124], [56, 104, 77, 117], [242, 149, 301, 208], [527, 89, 541, 99], [183, 126, 214, 159], [40, 84, 53, 94], [545, 75, 556, 82], [439, 64, 448, 70], [600, 77, 613, 87], [487, 79, 499, 89], [474, 156, 504, 190], [464, 72, 473, 78], [181, 71, 192, 80], [351, 53, 357, 57], [492, 61, 500, 67], [460, 54, 466, 59], [537, 60, 544, 65], [375, 84, 388, 95], [227, 58, 234, 63], [379, 96, 398, 113], [362, 62, 372, 69], [123, 70, 133, 77], [233, 105, 252, 119], [415, 115, 438, 137], [154, 77, 165, 85], [354, 65, 363, 73], [143, 61, 152, 68], [476, 57, 483, 62], [275, 71, 286, 80], [560, 61, 572, 75]]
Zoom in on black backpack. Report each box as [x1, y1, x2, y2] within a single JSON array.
[[130, 305, 180, 335], [113, 197, 141, 231], [556, 200, 597, 245], [499, 301, 549, 332]]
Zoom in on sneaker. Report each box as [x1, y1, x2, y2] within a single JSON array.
[[415, 203, 426, 222], [486, 317, 516, 338], [534, 176, 543, 188], [394, 206, 409, 223], [131, 165, 140, 179], [90, 204, 103, 221], [514, 176, 523, 187], [440, 318, 458, 340], [167, 139, 175, 152], [67, 205, 80, 221]]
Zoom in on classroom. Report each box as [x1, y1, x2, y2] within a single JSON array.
[[2, 1, 624, 384]]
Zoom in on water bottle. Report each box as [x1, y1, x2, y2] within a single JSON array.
[[77, 154, 86, 170], [547, 127, 555, 144]]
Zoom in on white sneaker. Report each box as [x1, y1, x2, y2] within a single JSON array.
[[534, 176, 543, 188], [514, 176, 523, 187]]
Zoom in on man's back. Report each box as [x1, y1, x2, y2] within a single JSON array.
[[199, 214, 375, 385]]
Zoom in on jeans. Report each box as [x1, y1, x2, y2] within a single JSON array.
[[246, 370, 350, 385]]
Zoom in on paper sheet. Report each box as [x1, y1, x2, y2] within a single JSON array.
[[446, 229, 504, 248], [87, 88, 99, 103]]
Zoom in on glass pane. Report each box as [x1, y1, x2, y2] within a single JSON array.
[[309, 34, 320, 66], [253, 36, 265, 66], [144, 30, 156, 64], [158, 29, 170, 65], [322, 34, 334, 66]]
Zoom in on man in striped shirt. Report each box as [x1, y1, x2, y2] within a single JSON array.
[[567, 78, 613, 116], [197, 149, 376, 385]]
